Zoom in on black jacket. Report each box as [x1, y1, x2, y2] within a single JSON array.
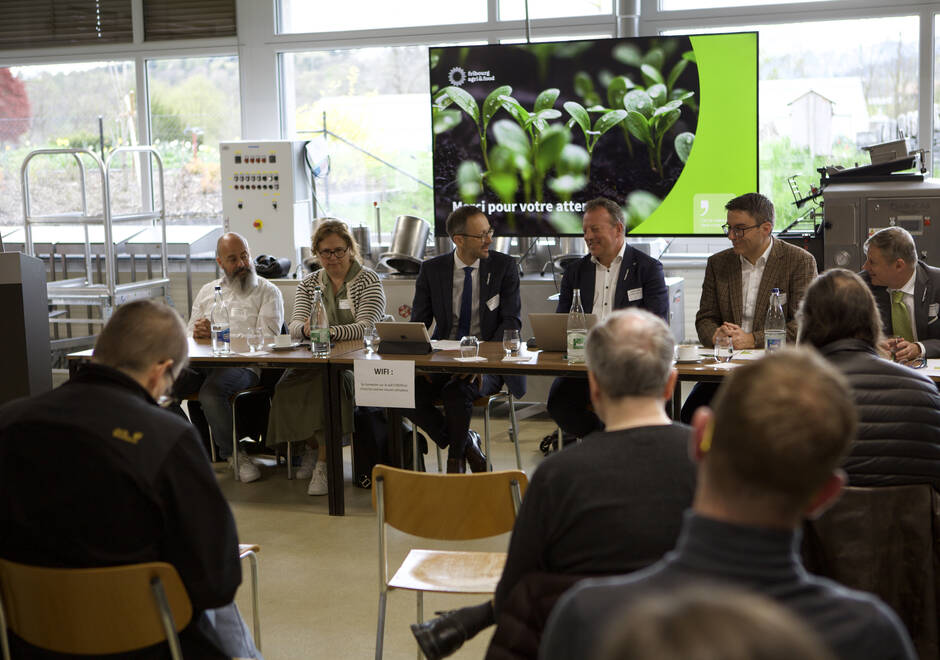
[[555, 243, 668, 320], [818, 338, 940, 489], [861, 262, 940, 357], [0, 364, 241, 659], [411, 249, 525, 397]]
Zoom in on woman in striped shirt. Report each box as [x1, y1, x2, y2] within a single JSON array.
[[265, 219, 386, 495]]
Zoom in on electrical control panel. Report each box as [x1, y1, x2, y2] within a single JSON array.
[[220, 140, 310, 273], [823, 179, 940, 270]]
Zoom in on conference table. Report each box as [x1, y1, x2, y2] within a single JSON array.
[[68, 341, 940, 516]]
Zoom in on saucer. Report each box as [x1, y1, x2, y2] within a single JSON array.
[[268, 342, 304, 351], [675, 357, 705, 364]]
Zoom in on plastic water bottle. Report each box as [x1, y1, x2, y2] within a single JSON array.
[[309, 285, 331, 357], [764, 288, 786, 352], [567, 288, 588, 364], [210, 285, 231, 356]]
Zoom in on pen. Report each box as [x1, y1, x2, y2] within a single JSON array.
[[487, 273, 490, 285]]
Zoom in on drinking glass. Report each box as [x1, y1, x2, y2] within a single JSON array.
[[459, 335, 480, 359], [714, 335, 733, 363], [362, 322, 379, 353], [503, 329, 521, 357], [247, 324, 264, 353]]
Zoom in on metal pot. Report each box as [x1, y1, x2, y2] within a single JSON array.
[[379, 215, 430, 274], [492, 236, 513, 255], [553, 236, 586, 270], [352, 226, 371, 261]]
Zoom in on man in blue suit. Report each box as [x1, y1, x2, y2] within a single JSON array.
[[408, 205, 525, 473], [549, 197, 669, 439]]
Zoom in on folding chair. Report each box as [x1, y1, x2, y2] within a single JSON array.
[[372, 465, 528, 659], [0, 558, 191, 659]]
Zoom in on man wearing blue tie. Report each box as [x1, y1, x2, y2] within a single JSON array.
[[407, 205, 525, 473]]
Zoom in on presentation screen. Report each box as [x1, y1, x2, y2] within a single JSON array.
[[429, 32, 757, 237]]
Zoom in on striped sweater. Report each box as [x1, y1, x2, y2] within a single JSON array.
[[289, 266, 387, 342]]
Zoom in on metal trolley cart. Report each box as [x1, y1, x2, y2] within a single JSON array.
[[20, 147, 170, 352]]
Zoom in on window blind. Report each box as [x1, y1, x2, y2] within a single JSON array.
[[143, 0, 236, 41], [0, 0, 133, 49]]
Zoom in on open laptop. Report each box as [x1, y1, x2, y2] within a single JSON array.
[[375, 321, 432, 344], [528, 313, 598, 352]]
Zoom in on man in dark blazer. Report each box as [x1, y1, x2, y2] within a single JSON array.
[[407, 205, 525, 473], [548, 197, 669, 438], [860, 225, 940, 362]]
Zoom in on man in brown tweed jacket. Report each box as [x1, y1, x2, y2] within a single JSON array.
[[682, 193, 817, 422]]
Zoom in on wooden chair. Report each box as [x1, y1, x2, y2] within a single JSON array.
[[372, 464, 528, 659], [412, 389, 522, 472], [0, 559, 192, 659]]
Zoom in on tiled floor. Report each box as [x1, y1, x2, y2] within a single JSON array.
[[224, 411, 559, 660]]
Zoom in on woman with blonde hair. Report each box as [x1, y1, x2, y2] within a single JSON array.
[[266, 219, 386, 495]]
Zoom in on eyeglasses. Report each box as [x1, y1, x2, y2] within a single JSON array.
[[318, 247, 348, 259], [458, 228, 495, 241], [721, 223, 763, 238]]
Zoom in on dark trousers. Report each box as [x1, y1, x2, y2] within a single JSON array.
[[406, 374, 502, 460], [679, 382, 720, 424], [547, 377, 603, 438]]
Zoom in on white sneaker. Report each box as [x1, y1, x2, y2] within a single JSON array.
[[294, 445, 317, 480], [307, 462, 328, 496], [230, 450, 261, 483]]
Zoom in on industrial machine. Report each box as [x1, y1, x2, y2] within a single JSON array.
[[219, 140, 312, 272], [787, 143, 939, 271]]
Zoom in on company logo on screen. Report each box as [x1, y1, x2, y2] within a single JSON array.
[[429, 33, 758, 238], [448, 66, 495, 86]]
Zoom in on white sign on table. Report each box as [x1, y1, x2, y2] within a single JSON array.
[[354, 359, 415, 408]]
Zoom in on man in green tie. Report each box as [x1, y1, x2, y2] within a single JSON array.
[[861, 226, 940, 362]]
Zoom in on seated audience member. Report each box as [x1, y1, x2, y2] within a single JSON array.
[[797, 268, 940, 489], [412, 309, 696, 660], [406, 205, 524, 473], [541, 350, 916, 660], [681, 192, 817, 423], [547, 197, 668, 440], [860, 225, 940, 362], [173, 231, 284, 482], [0, 300, 259, 659], [596, 586, 835, 660], [265, 220, 386, 495]]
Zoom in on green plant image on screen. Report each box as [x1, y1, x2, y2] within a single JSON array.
[[429, 32, 757, 236]]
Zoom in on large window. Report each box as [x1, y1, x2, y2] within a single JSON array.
[[147, 55, 241, 223], [668, 15, 919, 230], [0, 61, 136, 225], [499, 0, 613, 21], [281, 47, 433, 234], [278, 1, 487, 34]]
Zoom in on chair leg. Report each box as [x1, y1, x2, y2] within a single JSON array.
[[287, 441, 293, 480], [509, 394, 522, 470], [413, 426, 420, 472], [151, 577, 184, 660], [416, 591, 424, 660], [243, 551, 262, 652], [0, 588, 11, 660], [483, 401, 493, 472], [375, 591, 387, 660], [231, 406, 240, 481]]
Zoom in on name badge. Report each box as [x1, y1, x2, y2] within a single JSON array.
[[339, 298, 352, 310], [627, 287, 643, 302], [486, 294, 500, 311], [930, 302, 939, 317]]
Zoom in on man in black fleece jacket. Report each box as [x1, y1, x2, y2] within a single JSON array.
[[541, 350, 915, 660]]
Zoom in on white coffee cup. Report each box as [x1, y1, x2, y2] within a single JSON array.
[[275, 334, 292, 348], [677, 345, 699, 361]]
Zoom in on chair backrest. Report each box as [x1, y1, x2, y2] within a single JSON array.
[[0, 558, 192, 656], [372, 465, 528, 540], [802, 484, 940, 660]]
